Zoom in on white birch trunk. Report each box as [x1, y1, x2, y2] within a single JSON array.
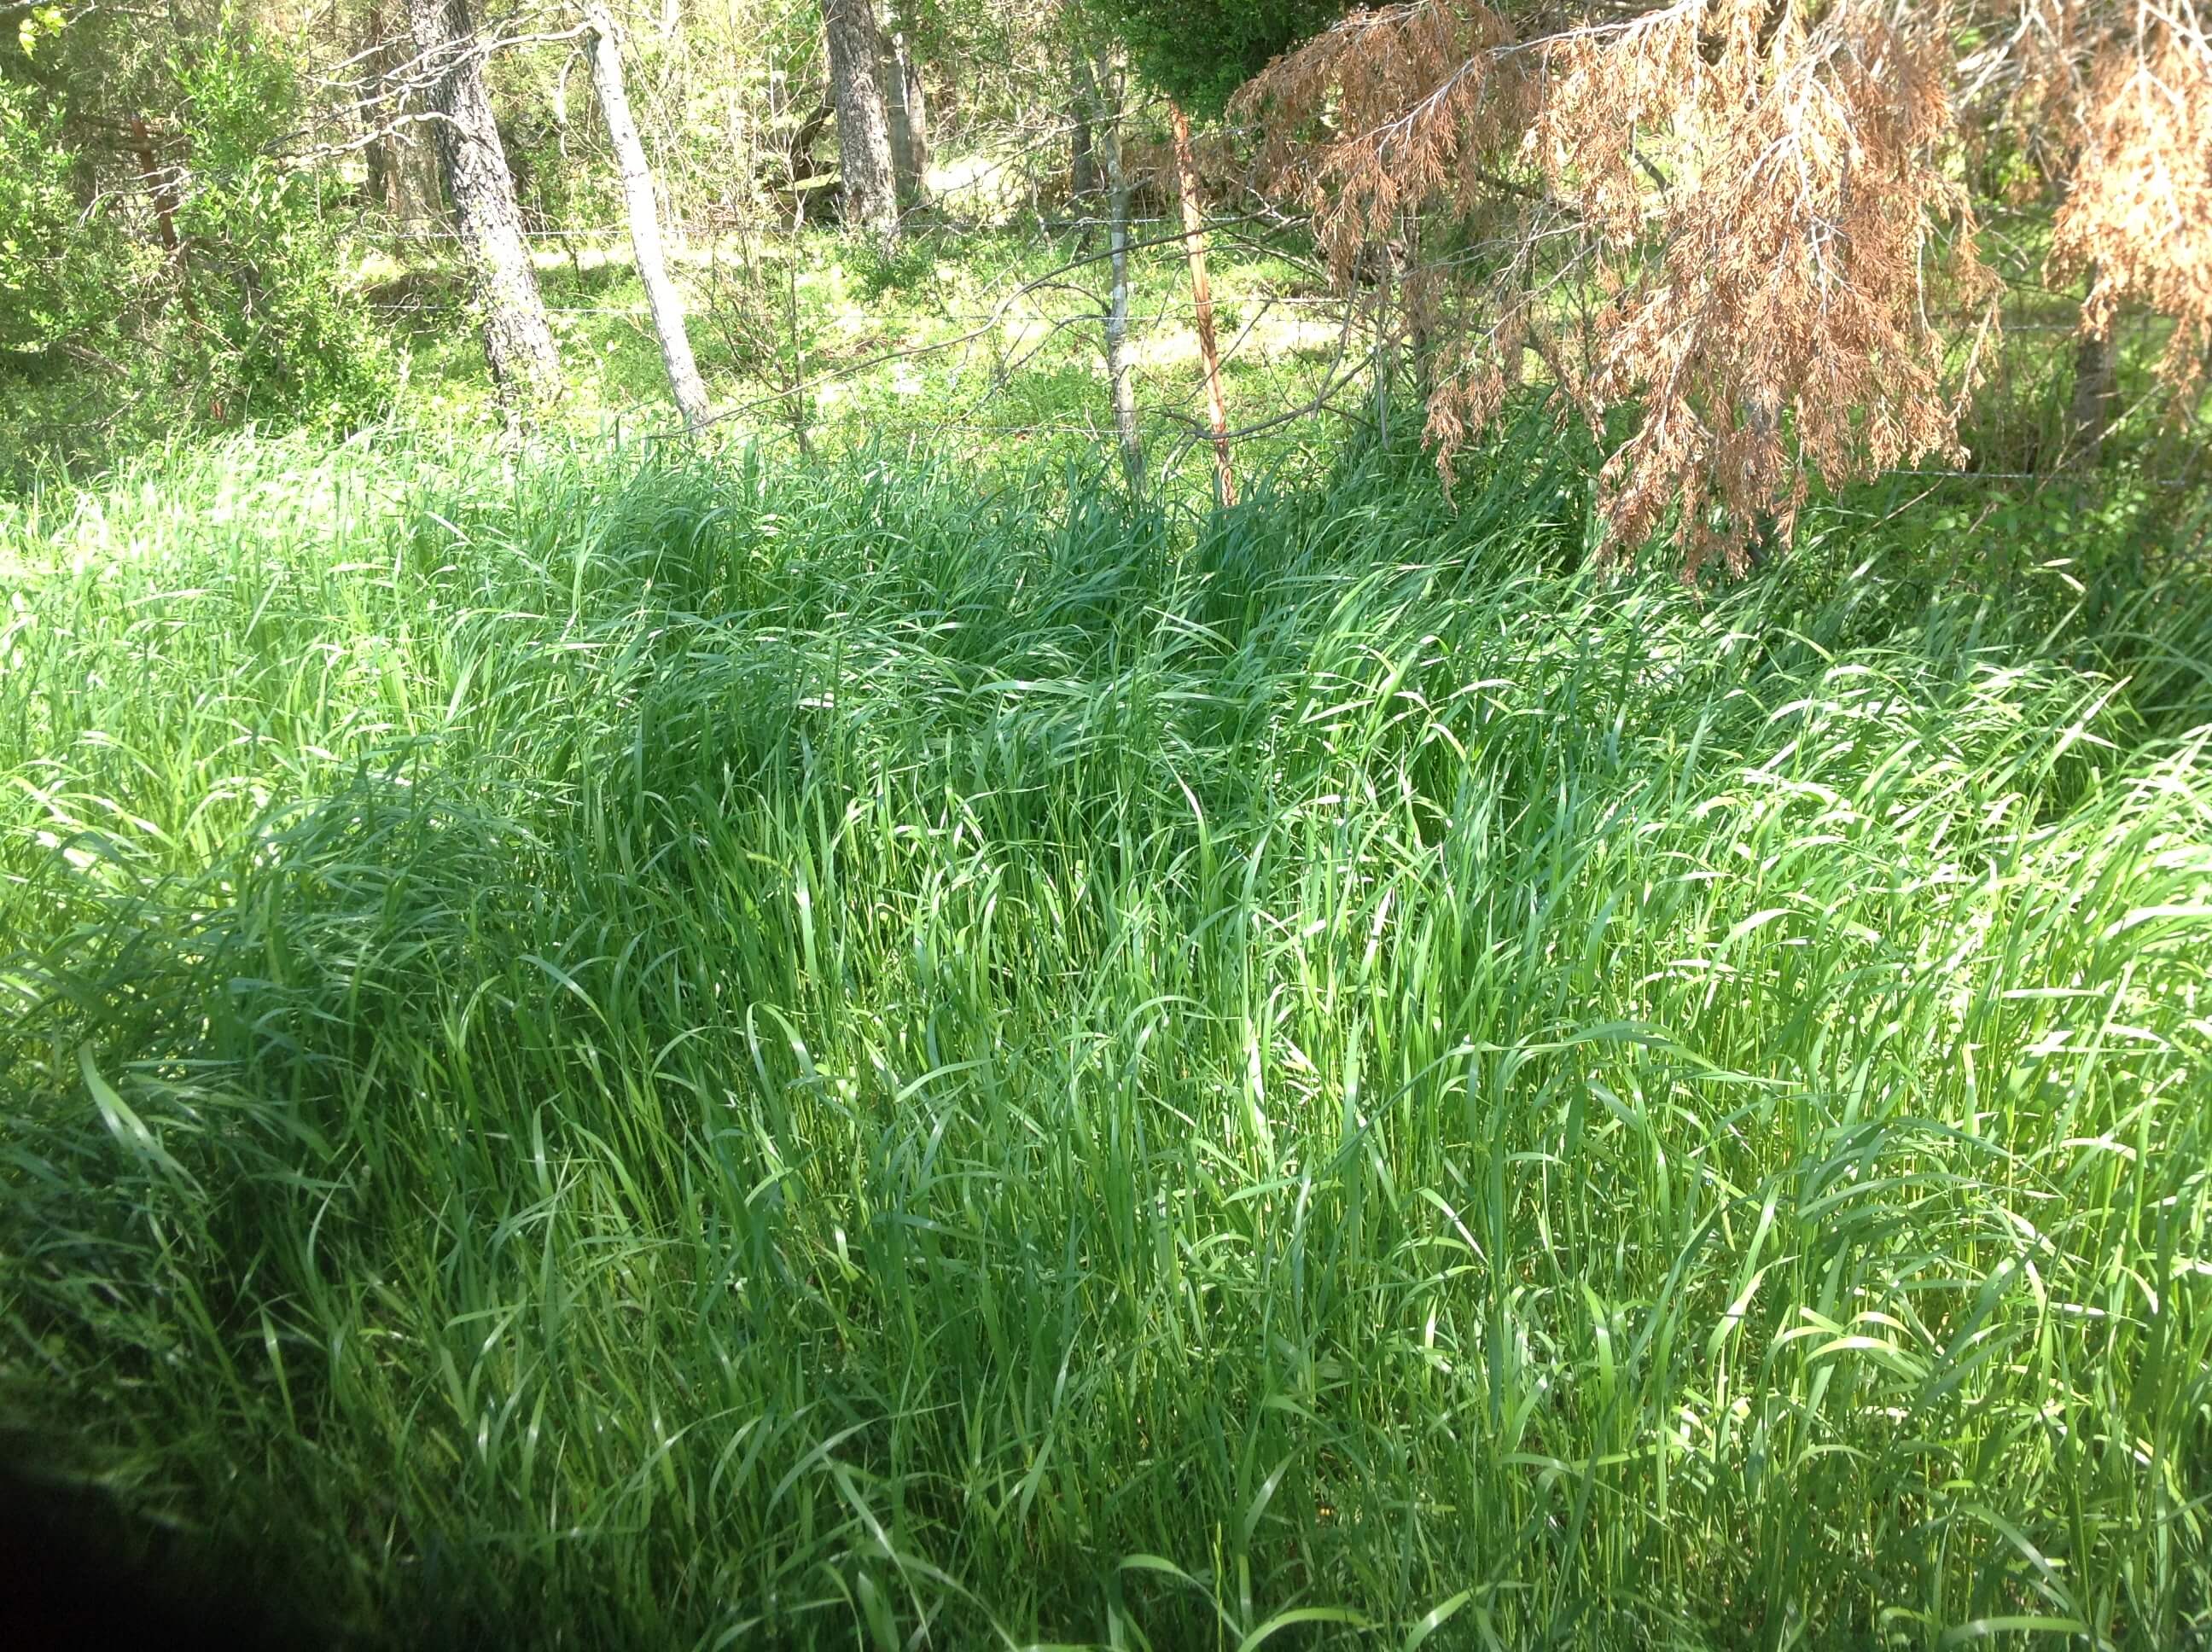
[[584, 0, 710, 430], [1098, 62, 1144, 496]]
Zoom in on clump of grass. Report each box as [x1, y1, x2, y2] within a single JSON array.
[[2, 425, 2208, 1649]]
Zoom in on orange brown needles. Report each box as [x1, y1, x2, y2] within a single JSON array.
[[1237, 1, 2212, 574]]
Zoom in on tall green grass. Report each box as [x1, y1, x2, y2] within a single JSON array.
[[2, 428, 2208, 1649]]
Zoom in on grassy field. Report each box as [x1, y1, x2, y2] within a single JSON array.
[[2, 422, 2209, 1649]]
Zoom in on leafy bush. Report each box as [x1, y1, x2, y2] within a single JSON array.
[[847, 224, 949, 299], [1091, 0, 1345, 113], [0, 76, 153, 471], [165, 25, 393, 429], [0, 15, 392, 482], [0, 80, 135, 358]]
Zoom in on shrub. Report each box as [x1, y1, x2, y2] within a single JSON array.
[[0, 15, 393, 482]]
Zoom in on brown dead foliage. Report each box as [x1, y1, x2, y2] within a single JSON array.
[[2049, 10, 2212, 404], [1236, 0, 2209, 574]]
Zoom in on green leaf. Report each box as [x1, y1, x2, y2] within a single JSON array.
[[1237, 1607, 1371, 1652]]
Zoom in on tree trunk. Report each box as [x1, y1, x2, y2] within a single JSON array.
[[127, 113, 195, 320], [405, 0, 561, 412], [822, 0, 898, 247], [1373, 235, 1398, 447], [1097, 62, 1144, 496], [788, 97, 835, 212], [1405, 210, 1437, 403], [361, 4, 394, 214], [584, 1, 709, 429], [1172, 102, 1233, 507], [363, 129, 393, 217], [882, 24, 929, 210], [899, 32, 931, 201], [1069, 52, 1097, 223], [126, 115, 184, 260], [407, 127, 448, 228], [2068, 316, 2117, 468]]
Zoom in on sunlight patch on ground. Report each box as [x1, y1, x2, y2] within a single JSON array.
[[1133, 311, 1347, 373]]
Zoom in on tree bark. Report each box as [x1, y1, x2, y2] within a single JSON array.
[[584, 1, 709, 429], [1405, 209, 1437, 403], [1373, 233, 1399, 447], [1172, 102, 1233, 507], [405, 0, 562, 412], [361, 5, 395, 214], [2068, 317, 2117, 468], [787, 97, 835, 213], [127, 113, 195, 320], [127, 112, 199, 329], [823, 0, 898, 247], [406, 126, 449, 229], [902, 43, 928, 183], [882, 23, 929, 209], [1069, 52, 1097, 222], [126, 115, 183, 260], [1097, 61, 1144, 496], [899, 32, 931, 202]]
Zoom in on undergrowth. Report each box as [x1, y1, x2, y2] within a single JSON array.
[[1, 425, 2208, 1649]]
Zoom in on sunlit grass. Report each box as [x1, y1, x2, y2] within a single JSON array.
[[370, 222, 1344, 500], [1, 424, 2208, 1649]]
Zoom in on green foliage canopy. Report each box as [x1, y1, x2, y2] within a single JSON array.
[[0, 79, 135, 358], [0, 9, 390, 472], [166, 25, 393, 427], [1087, 0, 1344, 114]]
